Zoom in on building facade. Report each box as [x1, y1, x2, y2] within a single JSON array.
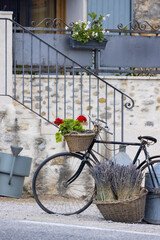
[[1, 0, 158, 29]]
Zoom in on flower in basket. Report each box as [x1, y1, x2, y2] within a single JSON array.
[[90, 161, 148, 223], [54, 118, 64, 126], [76, 115, 87, 122], [54, 115, 87, 143], [90, 160, 143, 201], [70, 12, 110, 44]]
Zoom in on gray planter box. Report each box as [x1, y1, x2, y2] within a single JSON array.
[[69, 37, 108, 50], [0, 146, 32, 198]]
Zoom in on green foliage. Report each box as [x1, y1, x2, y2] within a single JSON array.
[[55, 119, 85, 143], [55, 132, 62, 143], [71, 12, 109, 44]]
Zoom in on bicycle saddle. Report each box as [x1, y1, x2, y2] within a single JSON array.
[[138, 136, 157, 144]]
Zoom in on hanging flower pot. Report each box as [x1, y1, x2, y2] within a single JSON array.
[[54, 116, 95, 152], [64, 130, 95, 152], [69, 37, 108, 50], [68, 12, 110, 50]]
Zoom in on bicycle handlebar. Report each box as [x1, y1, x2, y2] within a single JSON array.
[[88, 115, 113, 135], [88, 116, 157, 145]]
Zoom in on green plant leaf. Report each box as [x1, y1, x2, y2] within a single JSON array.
[[55, 132, 62, 143], [73, 120, 85, 131], [71, 12, 106, 44], [55, 118, 86, 143]]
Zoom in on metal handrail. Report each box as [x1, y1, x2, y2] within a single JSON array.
[[0, 17, 135, 143]]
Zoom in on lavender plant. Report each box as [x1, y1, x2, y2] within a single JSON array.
[[90, 160, 143, 201], [90, 161, 115, 201]]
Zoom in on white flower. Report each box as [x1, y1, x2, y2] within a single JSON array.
[[75, 22, 78, 25], [87, 21, 91, 25], [95, 32, 98, 36], [102, 29, 105, 34], [65, 26, 68, 30], [92, 32, 95, 36], [103, 17, 106, 21], [85, 25, 89, 30]]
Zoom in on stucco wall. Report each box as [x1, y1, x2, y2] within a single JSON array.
[[0, 75, 160, 194]]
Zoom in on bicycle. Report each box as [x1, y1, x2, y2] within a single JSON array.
[[32, 117, 160, 215]]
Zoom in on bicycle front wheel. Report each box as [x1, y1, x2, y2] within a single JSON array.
[[32, 152, 95, 215]]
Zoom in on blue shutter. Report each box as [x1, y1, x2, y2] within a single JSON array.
[[88, 0, 133, 29]]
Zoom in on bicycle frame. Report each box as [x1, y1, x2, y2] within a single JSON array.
[[87, 138, 141, 163], [66, 139, 141, 185], [64, 137, 160, 190], [86, 138, 160, 188]]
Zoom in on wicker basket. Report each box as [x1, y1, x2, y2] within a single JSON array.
[[64, 131, 95, 152], [94, 188, 148, 223]]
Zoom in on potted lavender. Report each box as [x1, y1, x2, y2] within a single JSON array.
[[90, 160, 148, 223]]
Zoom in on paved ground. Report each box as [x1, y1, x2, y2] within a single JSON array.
[[1, 195, 160, 235]]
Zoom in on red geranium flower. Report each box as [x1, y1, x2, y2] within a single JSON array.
[[3, 5, 7, 10], [77, 115, 87, 123], [54, 118, 64, 126]]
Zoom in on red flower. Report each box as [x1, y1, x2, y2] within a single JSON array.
[[54, 118, 64, 126], [3, 5, 7, 10], [77, 115, 87, 122]]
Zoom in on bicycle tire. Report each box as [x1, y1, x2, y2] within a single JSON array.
[[137, 156, 160, 172], [32, 152, 95, 215], [137, 156, 160, 188]]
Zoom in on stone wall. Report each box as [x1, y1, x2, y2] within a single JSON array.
[[134, 0, 160, 26], [0, 75, 160, 194]]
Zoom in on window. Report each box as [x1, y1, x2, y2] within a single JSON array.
[[1, 0, 66, 27]]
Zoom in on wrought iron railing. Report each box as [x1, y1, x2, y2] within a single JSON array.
[[13, 18, 160, 75], [25, 17, 160, 34], [0, 18, 134, 145]]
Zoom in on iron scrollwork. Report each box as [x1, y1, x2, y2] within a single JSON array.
[[125, 98, 134, 110], [31, 17, 73, 29], [118, 19, 160, 31]]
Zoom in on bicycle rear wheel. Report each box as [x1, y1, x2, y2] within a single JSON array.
[[137, 156, 160, 172], [137, 156, 160, 188], [32, 152, 95, 215]]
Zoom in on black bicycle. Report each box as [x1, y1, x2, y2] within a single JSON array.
[[32, 117, 160, 215]]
